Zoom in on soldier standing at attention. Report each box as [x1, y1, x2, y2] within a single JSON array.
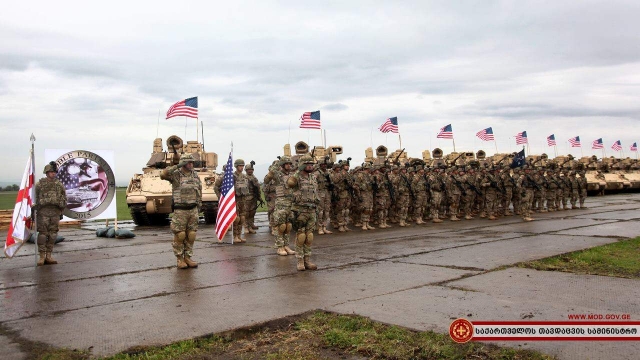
[[264, 156, 296, 256], [517, 166, 536, 222], [161, 154, 202, 269], [244, 161, 261, 234], [568, 171, 580, 209], [314, 158, 333, 235], [232, 159, 250, 242], [577, 170, 588, 209], [263, 161, 277, 229], [354, 163, 376, 230], [34, 162, 67, 266], [287, 155, 320, 271], [428, 166, 445, 223]]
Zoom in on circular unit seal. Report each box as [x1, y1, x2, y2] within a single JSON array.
[[55, 150, 116, 220], [449, 318, 473, 343]]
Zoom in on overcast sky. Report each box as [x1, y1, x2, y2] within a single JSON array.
[[2, 0, 639, 184]]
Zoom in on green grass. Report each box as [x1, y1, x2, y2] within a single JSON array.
[[34, 311, 552, 360], [0, 191, 18, 210], [520, 237, 640, 278]]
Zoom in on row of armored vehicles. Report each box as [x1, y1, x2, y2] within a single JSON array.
[[126, 138, 639, 226]]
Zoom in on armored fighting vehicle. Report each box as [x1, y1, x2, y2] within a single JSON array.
[[619, 158, 640, 189], [126, 136, 219, 226], [284, 141, 344, 166], [578, 156, 606, 194], [599, 157, 627, 192]]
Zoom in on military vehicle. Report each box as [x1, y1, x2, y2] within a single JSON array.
[[578, 156, 606, 194], [619, 158, 640, 189], [126, 136, 219, 226], [598, 157, 627, 192], [284, 141, 343, 166], [486, 153, 514, 167]]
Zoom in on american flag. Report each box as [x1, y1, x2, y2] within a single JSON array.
[[547, 134, 556, 146], [5, 152, 34, 258], [215, 152, 237, 240], [475, 127, 494, 141], [592, 138, 604, 149], [611, 140, 622, 151], [631, 142, 638, 152], [568, 136, 581, 147], [166, 97, 198, 119], [379, 117, 398, 133], [300, 111, 321, 129], [515, 131, 528, 145], [437, 124, 453, 139]]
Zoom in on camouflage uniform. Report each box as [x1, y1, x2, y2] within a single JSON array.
[[428, 169, 445, 223], [262, 164, 277, 227], [35, 163, 67, 265], [314, 162, 333, 234], [511, 169, 522, 215], [560, 172, 571, 210], [545, 172, 559, 211], [412, 167, 429, 224], [232, 160, 250, 242], [330, 163, 353, 232], [354, 164, 375, 230], [244, 164, 261, 233], [460, 171, 476, 219], [264, 156, 296, 255], [375, 168, 393, 228], [517, 169, 536, 221], [388, 168, 400, 223], [568, 173, 580, 209], [397, 169, 413, 226], [577, 172, 588, 208], [481, 171, 499, 220], [289, 156, 319, 271], [500, 169, 515, 215], [447, 172, 463, 221], [533, 171, 546, 212], [161, 154, 202, 268], [555, 170, 566, 210]]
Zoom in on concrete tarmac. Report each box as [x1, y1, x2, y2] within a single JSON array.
[[1, 194, 639, 359]]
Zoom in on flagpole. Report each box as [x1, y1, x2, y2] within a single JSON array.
[[452, 137, 456, 152], [399, 134, 402, 149], [320, 129, 323, 148], [184, 117, 187, 140], [196, 118, 199, 142], [494, 139, 498, 154], [30, 134, 37, 267], [324, 130, 327, 149]]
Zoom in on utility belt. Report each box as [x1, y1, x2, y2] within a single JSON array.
[[173, 203, 197, 210]]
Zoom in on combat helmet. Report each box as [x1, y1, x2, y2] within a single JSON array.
[[180, 153, 195, 164], [234, 159, 245, 167], [245, 160, 255, 170], [43, 161, 58, 174], [279, 155, 293, 167], [298, 155, 315, 170]]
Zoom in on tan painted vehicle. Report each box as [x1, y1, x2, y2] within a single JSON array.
[[126, 136, 219, 225], [599, 157, 627, 192], [578, 156, 606, 194], [285, 141, 344, 166], [617, 158, 640, 190]]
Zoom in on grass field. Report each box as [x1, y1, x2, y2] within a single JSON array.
[[33, 311, 551, 360], [2, 188, 267, 222], [520, 237, 640, 279]]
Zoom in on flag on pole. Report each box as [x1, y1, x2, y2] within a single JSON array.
[[4, 153, 35, 258], [592, 138, 604, 149], [378, 117, 398, 133], [568, 136, 581, 147], [475, 127, 494, 141], [510, 149, 526, 168], [547, 134, 556, 146], [300, 111, 321, 129], [515, 131, 528, 145], [437, 124, 453, 139], [166, 97, 198, 119], [631, 142, 638, 152], [215, 153, 237, 240], [611, 140, 622, 151]]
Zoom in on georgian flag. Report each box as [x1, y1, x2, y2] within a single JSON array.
[[4, 152, 35, 258]]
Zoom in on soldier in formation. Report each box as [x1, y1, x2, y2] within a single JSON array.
[[34, 161, 67, 266]]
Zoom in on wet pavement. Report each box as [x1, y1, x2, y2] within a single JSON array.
[[1, 193, 639, 359]]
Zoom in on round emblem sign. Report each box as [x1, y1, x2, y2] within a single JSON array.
[[55, 150, 116, 220], [449, 318, 473, 343]]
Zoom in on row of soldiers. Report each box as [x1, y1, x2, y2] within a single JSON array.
[[216, 155, 589, 271]]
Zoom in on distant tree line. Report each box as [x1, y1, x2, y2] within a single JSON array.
[[0, 185, 19, 191]]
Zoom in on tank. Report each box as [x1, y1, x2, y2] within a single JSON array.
[[578, 156, 606, 194], [126, 136, 219, 226], [364, 145, 389, 165], [284, 141, 343, 165], [598, 157, 626, 192], [486, 153, 514, 167], [616, 158, 640, 190]]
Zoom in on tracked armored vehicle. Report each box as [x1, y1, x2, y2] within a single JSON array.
[[126, 136, 219, 226]]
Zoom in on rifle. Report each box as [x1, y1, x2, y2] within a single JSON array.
[[452, 175, 466, 193], [401, 174, 415, 200], [394, 148, 405, 164], [423, 174, 431, 194], [385, 172, 395, 202], [465, 180, 482, 196], [525, 175, 542, 191]]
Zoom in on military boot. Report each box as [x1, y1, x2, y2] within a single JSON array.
[[524, 217, 535, 222], [284, 246, 296, 255], [176, 256, 188, 269], [44, 252, 58, 265], [415, 218, 424, 225], [323, 225, 333, 234], [304, 256, 318, 270], [488, 215, 497, 220], [366, 222, 376, 230], [399, 220, 406, 227], [234, 236, 245, 243], [247, 227, 256, 234], [317, 226, 325, 235], [338, 225, 346, 232], [362, 222, 369, 230], [276, 247, 288, 256], [297, 258, 306, 271], [37, 251, 46, 266], [432, 218, 443, 223], [450, 215, 461, 221], [464, 215, 473, 220], [184, 256, 198, 268]]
